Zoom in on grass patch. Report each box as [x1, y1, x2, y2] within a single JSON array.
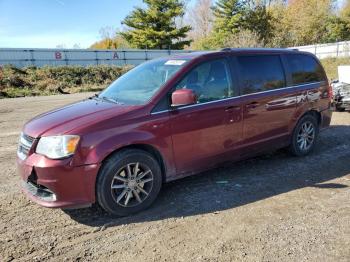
[[320, 57, 350, 80], [0, 64, 133, 98]]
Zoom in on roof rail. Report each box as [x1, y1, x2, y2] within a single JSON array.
[[220, 47, 300, 52]]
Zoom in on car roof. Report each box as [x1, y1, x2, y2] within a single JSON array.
[[169, 48, 304, 60]]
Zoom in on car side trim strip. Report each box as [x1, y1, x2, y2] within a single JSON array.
[[150, 81, 326, 115]]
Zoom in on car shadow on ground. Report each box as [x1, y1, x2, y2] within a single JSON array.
[[64, 125, 350, 227]]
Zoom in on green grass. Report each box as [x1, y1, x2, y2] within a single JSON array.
[[320, 57, 350, 80]]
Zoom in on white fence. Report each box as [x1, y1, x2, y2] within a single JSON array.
[[291, 41, 350, 59], [0, 48, 193, 67], [0, 41, 349, 68]]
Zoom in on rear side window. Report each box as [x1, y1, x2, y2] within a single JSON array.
[[286, 54, 326, 85], [237, 55, 286, 95]]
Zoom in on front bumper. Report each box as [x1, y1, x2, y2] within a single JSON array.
[[17, 153, 100, 208]]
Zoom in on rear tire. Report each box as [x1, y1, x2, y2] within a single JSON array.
[[96, 149, 162, 216], [289, 114, 319, 157]]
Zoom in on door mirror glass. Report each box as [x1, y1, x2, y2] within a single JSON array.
[[171, 89, 197, 107]]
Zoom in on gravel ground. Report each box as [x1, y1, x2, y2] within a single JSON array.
[[0, 93, 349, 262]]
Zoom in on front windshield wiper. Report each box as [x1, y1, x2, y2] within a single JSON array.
[[89, 93, 123, 104], [99, 95, 123, 104], [88, 93, 99, 99]]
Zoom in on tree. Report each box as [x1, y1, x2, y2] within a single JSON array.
[[120, 0, 191, 49], [90, 27, 130, 49], [324, 16, 350, 43], [187, 0, 214, 41], [341, 0, 350, 20], [223, 29, 264, 47], [244, 3, 275, 45], [267, 2, 291, 47], [90, 36, 130, 49], [212, 0, 246, 44], [182, 0, 350, 50], [284, 0, 335, 46]]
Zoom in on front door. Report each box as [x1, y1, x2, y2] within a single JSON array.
[[169, 58, 243, 176]]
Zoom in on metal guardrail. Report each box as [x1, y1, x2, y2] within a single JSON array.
[[0, 41, 349, 68], [290, 41, 350, 59], [0, 48, 193, 67]]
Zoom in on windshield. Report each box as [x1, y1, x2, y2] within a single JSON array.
[[99, 58, 189, 105]]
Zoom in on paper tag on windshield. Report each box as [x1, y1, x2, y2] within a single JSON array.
[[165, 60, 186, 66]]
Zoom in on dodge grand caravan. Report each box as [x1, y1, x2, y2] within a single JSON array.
[[17, 48, 332, 216]]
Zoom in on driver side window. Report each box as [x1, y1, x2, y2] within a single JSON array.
[[175, 59, 233, 103]]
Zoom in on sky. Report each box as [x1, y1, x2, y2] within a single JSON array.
[[0, 0, 347, 49], [0, 0, 144, 48]]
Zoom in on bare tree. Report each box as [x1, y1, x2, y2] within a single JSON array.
[[223, 29, 264, 48], [98, 26, 117, 40], [186, 0, 213, 41], [55, 44, 66, 49], [72, 43, 81, 49], [246, 0, 287, 8]]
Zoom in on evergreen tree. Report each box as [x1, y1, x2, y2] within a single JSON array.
[[212, 0, 246, 39], [120, 0, 191, 49], [244, 3, 275, 45]]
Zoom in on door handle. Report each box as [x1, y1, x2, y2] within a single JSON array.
[[225, 106, 241, 112], [245, 102, 259, 109]]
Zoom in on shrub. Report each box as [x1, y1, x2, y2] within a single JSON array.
[[0, 64, 133, 98]]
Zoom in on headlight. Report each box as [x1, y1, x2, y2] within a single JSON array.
[[36, 135, 80, 159]]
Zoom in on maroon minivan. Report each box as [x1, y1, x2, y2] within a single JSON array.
[[17, 49, 332, 216]]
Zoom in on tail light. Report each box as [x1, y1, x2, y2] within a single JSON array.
[[328, 81, 333, 100]]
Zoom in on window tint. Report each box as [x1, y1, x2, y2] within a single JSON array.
[[176, 59, 233, 103], [237, 55, 286, 95], [286, 54, 326, 85]]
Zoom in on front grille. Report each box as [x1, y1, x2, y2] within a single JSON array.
[[17, 133, 34, 160]]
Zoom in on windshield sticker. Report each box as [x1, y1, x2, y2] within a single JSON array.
[[165, 60, 187, 66]]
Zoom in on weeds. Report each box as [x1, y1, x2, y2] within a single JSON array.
[[0, 64, 132, 98]]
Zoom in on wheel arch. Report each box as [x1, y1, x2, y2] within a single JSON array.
[[300, 110, 322, 126], [291, 108, 322, 134], [99, 143, 167, 184]]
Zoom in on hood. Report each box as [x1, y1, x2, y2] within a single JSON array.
[[23, 98, 140, 138]]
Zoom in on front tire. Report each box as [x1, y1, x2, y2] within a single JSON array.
[[289, 114, 319, 156], [96, 149, 162, 216]]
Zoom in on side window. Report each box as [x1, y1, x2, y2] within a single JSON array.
[[237, 55, 286, 95], [286, 54, 326, 85], [175, 59, 233, 103]]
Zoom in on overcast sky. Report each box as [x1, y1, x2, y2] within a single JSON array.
[[0, 0, 346, 48]]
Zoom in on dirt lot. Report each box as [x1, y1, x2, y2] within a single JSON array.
[[0, 93, 349, 262]]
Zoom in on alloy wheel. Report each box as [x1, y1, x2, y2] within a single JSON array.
[[297, 121, 315, 152], [110, 162, 154, 207]]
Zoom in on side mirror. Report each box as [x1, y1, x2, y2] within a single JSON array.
[[171, 89, 197, 107]]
